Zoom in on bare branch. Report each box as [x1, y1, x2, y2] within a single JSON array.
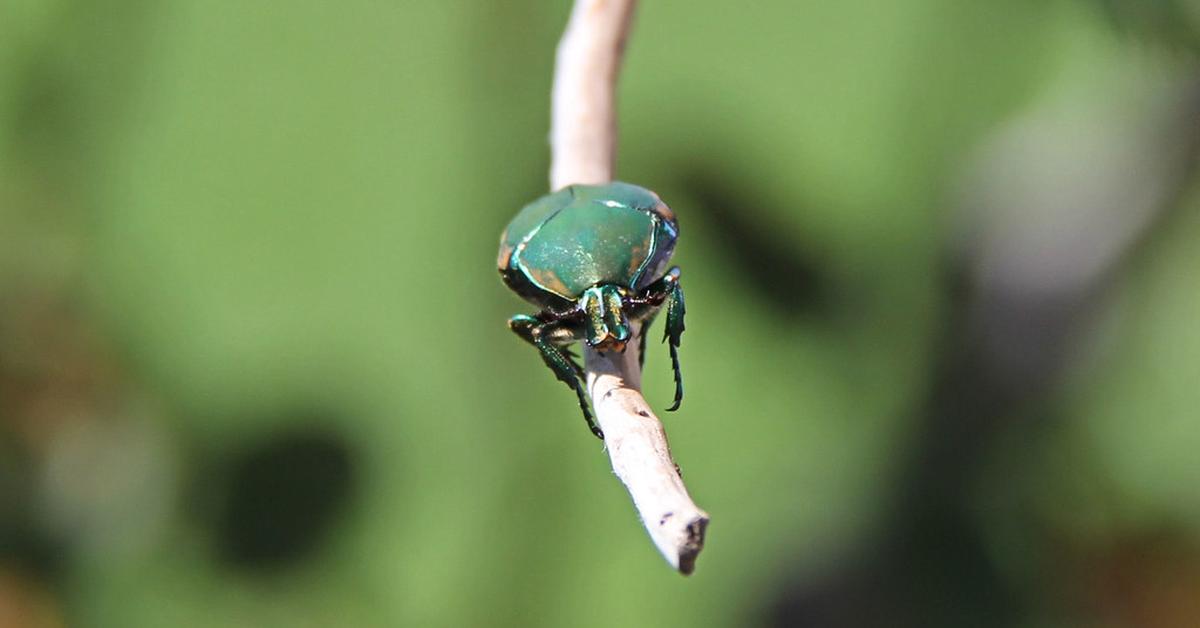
[[550, 0, 634, 190], [550, 0, 709, 574]]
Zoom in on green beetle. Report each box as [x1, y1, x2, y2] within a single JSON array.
[[498, 181, 686, 439]]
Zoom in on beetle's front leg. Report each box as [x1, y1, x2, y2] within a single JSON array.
[[625, 267, 685, 410], [661, 272, 685, 411], [508, 314, 602, 439]]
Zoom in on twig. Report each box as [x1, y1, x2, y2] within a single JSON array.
[[550, 0, 709, 575]]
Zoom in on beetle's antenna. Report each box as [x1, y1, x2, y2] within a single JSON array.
[[550, 0, 709, 575]]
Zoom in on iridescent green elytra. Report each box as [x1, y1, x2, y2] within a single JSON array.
[[498, 182, 686, 439]]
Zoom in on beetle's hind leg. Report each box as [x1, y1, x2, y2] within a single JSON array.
[[508, 315, 602, 439]]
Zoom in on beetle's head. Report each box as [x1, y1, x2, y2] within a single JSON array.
[[592, 336, 628, 353]]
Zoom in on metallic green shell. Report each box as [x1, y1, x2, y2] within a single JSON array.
[[496, 187, 572, 270], [498, 182, 678, 306]]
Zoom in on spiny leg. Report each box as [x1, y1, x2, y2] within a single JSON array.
[[542, 322, 586, 380], [626, 267, 686, 411], [535, 335, 600, 438], [661, 272, 686, 411], [508, 315, 602, 439], [562, 347, 586, 380]]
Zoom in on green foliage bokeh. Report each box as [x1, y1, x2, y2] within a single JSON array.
[[2, 1, 1198, 627]]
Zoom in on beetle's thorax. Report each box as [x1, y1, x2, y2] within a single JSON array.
[[580, 284, 632, 352]]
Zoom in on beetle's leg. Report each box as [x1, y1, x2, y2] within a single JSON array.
[[625, 267, 685, 410], [561, 347, 586, 379], [540, 325, 588, 379], [580, 286, 632, 351], [601, 285, 632, 347], [579, 288, 608, 348], [508, 315, 602, 439], [538, 335, 602, 438], [661, 273, 686, 411]]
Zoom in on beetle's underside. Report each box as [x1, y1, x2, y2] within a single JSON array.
[[508, 267, 685, 439]]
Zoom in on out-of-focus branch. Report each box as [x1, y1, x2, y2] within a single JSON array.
[[550, 0, 633, 191], [549, 0, 709, 575]]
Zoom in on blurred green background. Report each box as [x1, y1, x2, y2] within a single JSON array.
[[3, 1, 1200, 627]]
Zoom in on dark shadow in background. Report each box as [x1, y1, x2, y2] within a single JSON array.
[[0, 438, 67, 584], [199, 420, 360, 574], [679, 166, 830, 320]]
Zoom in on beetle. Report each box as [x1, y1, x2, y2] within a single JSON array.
[[498, 181, 686, 439]]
